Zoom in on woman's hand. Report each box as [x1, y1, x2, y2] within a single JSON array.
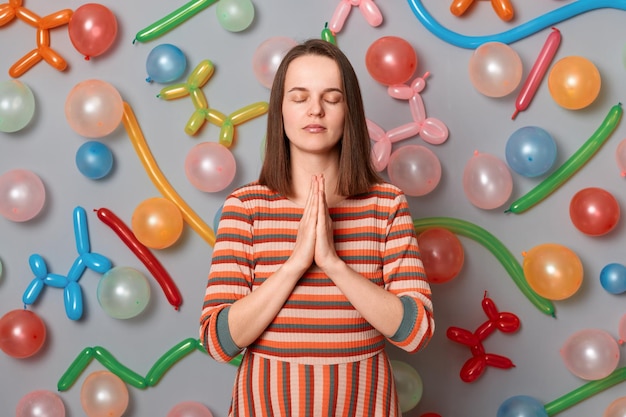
[[286, 175, 319, 274], [314, 174, 341, 271]]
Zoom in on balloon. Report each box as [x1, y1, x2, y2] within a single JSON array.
[[416, 227, 465, 283], [321, 22, 337, 45], [387, 144, 441, 197], [512, 28, 561, 119], [615, 137, 626, 177], [80, 371, 129, 417], [0, 169, 46, 222], [505, 126, 557, 178], [96, 207, 182, 309], [600, 263, 626, 295], [462, 151, 513, 210], [168, 401, 214, 417], [122, 102, 216, 246], [414, 217, 555, 317], [145, 44, 187, 83], [75, 141, 114, 179], [468, 42, 522, 98], [569, 187, 620, 236], [0, 309, 46, 358], [367, 120, 420, 172], [215, 0, 255, 32], [506, 103, 622, 213], [450, 0, 514, 21], [68, 3, 118, 59], [522, 243, 583, 300], [16, 390, 65, 417], [0, 80, 35, 132], [185, 142, 237, 193], [134, 0, 219, 43], [548, 56, 601, 110], [561, 328, 620, 380], [213, 205, 223, 232], [97, 266, 151, 319], [146, 338, 200, 386], [497, 395, 548, 417], [365, 36, 417, 85], [131, 197, 184, 249], [252, 36, 298, 89], [65, 79, 124, 138], [391, 360, 423, 412], [604, 396, 626, 417]]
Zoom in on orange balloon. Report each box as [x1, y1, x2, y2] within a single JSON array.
[[522, 243, 583, 300], [131, 197, 184, 250], [548, 56, 601, 110]]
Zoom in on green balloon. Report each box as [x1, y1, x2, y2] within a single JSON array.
[[0, 80, 35, 133]]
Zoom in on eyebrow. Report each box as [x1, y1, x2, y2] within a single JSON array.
[[286, 87, 344, 94]]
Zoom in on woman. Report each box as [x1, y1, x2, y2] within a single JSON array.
[[200, 38, 434, 416]]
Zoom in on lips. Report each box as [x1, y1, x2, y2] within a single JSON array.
[[304, 124, 326, 132]]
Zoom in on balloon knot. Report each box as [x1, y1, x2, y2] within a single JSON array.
[[84, 56, 90, 61]]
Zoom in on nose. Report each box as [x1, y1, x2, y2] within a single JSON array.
[[308, 98, 324, 117]]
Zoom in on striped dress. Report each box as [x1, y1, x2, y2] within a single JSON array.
[[200, 182, 434, 417]]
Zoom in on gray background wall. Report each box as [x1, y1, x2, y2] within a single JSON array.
[[2, 1, 626, 416]]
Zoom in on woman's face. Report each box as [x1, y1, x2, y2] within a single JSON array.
[[282, 54, 345, 158]]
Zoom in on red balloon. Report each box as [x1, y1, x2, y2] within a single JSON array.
[[0, 309, 46, 358], [68, 3, 118, 59], [365, 36, 417, 85], [569, 187, 620, 236], [417, 227, 464, 284]]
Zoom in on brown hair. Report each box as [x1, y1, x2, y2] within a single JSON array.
[[258, 38, 382, 197]]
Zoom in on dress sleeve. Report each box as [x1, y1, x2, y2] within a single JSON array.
[[199, 194, 254, 362], [382, 192, 435, 353]]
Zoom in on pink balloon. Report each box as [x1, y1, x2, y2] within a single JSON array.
[[185, 142, 237, 193], [167, 401, 214, 417], [65, 79, 123, 138], [468, 42, 523, 98], [462, 151, 512, 210], [252, 36, 297, 88], [616, 138, 626, 177], [387, 145, 441, 197], [604, 396, 626, 417], [0, 309, 46, 358], [560, 328, 620, 380], [618, 313, 626, 344], [16, 390, 65, 417], [0, 169, 46, 222], [366, 36, 418, 85], [68, 3, 118, 59], [81, 371, 128, 417]]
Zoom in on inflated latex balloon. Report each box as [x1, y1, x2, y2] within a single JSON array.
[[97, 266, 151, 319], [0, 309, 46, 358], [560, 328, 619, 380], [569, 187, 620, 236], [252, 37, 298, 88], [548, 56, 601, 110], [76, 141, 114, 179], [185, 142, 237, 193], [146, 44, 187, 83], [619, 313, 626, 344], [216, 0, 255, 32], [604, 396, 626, 417], [81, 371, 128, 417], [365, 36, 417, 85], [65, 79, 123, 138], [417, 227, 465, 284], [68, 3, 118, 59], [600, 263, 626, 294], [616, 138, 626, 177], [522, 243, 583, 300], [0, 80, 35, 133], [387, 145, 441, 197], [167, 401, 214, 417], [462, 151, 513, 210], [468, 42, 522, 98], [391, 360, 423, 413], [497, 395, 548, 417], [505, 126, 557, 178], [16, 390, 65, 417], [131, 197, 184, 249], [0, 169, 46, 222]]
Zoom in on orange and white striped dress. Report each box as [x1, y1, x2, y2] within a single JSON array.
[[200, 182, 434, 417]]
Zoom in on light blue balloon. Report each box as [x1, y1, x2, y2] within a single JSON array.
[[76, 141, 114, 180], [145, 43, 187, 84], [600, 263, 626, 294], [505, 126, 557, 178], [497, 395, 548, 417], [213, 205, 223, 233]]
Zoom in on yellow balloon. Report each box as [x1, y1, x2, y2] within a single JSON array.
[[548, 56, 601, 110], [522, 243, 583, 300], [131, 197, 184, 250]]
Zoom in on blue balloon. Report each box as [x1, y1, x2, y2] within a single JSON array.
[[497, 395, 548, 417], [213, 205, 223, 233], [75, 141, 114, 180], [600, 263, 626, 294], [146, 43, 187, 84], [505, 126, 557, 178]]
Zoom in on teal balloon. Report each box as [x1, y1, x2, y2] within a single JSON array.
[[600, 263, 626, 294], [146, 44, 187, 84], [76, 141, 114, 179], [97, 267, 151, 319], [497, 395, 548, 417], [0, 80, 35, 133], [216, 0, 255, 32]]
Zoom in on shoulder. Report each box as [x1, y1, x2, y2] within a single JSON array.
[[353, 182, 408, 204]]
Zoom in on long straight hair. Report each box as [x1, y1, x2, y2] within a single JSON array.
[[258, 39, 381, 197]]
